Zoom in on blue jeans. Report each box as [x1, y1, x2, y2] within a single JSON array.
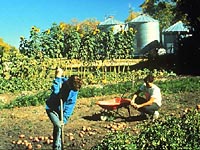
[[46, 109, 62, 150], [135, 96, 160, 115]]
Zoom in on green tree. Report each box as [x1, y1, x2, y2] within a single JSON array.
[[176, 0, 200, 34], [141, 0, 183, 30], [78, 18, 99, 34], [175, 0, 200, 75]]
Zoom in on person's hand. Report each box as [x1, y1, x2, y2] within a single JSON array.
[[60, 121, 64, 126], [132, 103, 138, 109], [130, 100, 135, 105], [131, 102, 142, 109], [56, 68, 63, 77], [134, 104, 142, 109], [131, 100, 137, 108]]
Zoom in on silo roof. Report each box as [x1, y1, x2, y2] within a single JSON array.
[[163, 21, 189, 32], [128, 14, 158, 23], [99, 16, 124, 26]]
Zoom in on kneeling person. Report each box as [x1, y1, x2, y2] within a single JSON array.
[[131, 74, 162, 120]]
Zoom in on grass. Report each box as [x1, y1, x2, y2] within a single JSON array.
[[1, 76, 200, 109]]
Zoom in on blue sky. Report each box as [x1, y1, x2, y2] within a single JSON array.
[[0, 0, 144, 48]]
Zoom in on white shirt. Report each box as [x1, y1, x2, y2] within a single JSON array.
[[140, 83, 162, 107]]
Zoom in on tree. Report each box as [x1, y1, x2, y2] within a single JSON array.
[[175, 0, 200, 75], [140, 0, 184, 30], [0, 38, 17, 78], [176, 0, 200, 34], [0, 38, 11, 52], [125, 6, 139, 23]]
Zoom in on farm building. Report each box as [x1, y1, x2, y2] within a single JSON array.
[[128, 14, 160, 55], [98, 16, 127, 34], [162, 21, 190, 54], [98, 14, 190, 58]]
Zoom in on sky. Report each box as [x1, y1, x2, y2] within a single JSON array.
[[0, 0, 144, 48]]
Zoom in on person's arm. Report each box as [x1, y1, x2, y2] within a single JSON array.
[[135, 85, 160, 109], [133, 86, 159, 109], [130, 89, 141, 105], [134, 97, 155, 109], [131, 90, 140, 101], [51, 78, 62, 94], [52, 77, 68, 95], [63, 91, 78, 124]]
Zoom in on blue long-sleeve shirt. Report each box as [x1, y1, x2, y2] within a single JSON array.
[[46, 77, 79, 124], [62, 90, 78, 123]]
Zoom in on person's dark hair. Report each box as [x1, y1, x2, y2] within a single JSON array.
[[68, 75, 82, 91], [144, 74, 154, 83], [59, 75, 82, 100]]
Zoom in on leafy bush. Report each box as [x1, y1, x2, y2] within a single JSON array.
[[91, 129, 137, 150], [79, 81, 134, 98], [3, 91, 50, 109], [135, 110, 200, 149], [2, 81, 134, 109], [91, 110, 200, 150], [0, 77, 51, 93], [1, 76, 200, 109], [157, 76, 200, 94]]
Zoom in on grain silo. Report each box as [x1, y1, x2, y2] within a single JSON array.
[[128, 14, 160, 54], [162, 21, 189, 54], [98, 16, 126, 34]]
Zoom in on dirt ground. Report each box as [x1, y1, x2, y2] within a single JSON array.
[[0, 91, 200, 150]]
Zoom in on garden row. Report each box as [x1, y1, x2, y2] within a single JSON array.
[[91, 109, 200, 150], [1, 75, 199, 110]]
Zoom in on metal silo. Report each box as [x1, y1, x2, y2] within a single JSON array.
[[128, 14, 160, 54], [162, 21, 189, 54], [98, 16, 126, 34]]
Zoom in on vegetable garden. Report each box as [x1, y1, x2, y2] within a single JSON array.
[[1, 72, 200, 150], [0, 23, 200, 150]]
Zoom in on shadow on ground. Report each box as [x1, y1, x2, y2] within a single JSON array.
[[82, 112, 147, 122], [82, 113, 102, 121]]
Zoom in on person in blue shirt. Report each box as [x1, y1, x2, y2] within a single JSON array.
[[46, 67, 82, 150]]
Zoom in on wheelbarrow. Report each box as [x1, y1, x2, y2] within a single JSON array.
[[96, 97, 131, 121]]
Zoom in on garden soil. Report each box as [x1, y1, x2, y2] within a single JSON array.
[[0, 91, 200, 150]]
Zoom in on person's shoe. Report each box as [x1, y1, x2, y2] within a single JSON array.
[[153, 111, 159, 121]]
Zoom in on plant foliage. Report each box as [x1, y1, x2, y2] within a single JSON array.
[[91, 129, 137, 150], [91, 110, 200, 150], [135, 110, 200, 149]]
